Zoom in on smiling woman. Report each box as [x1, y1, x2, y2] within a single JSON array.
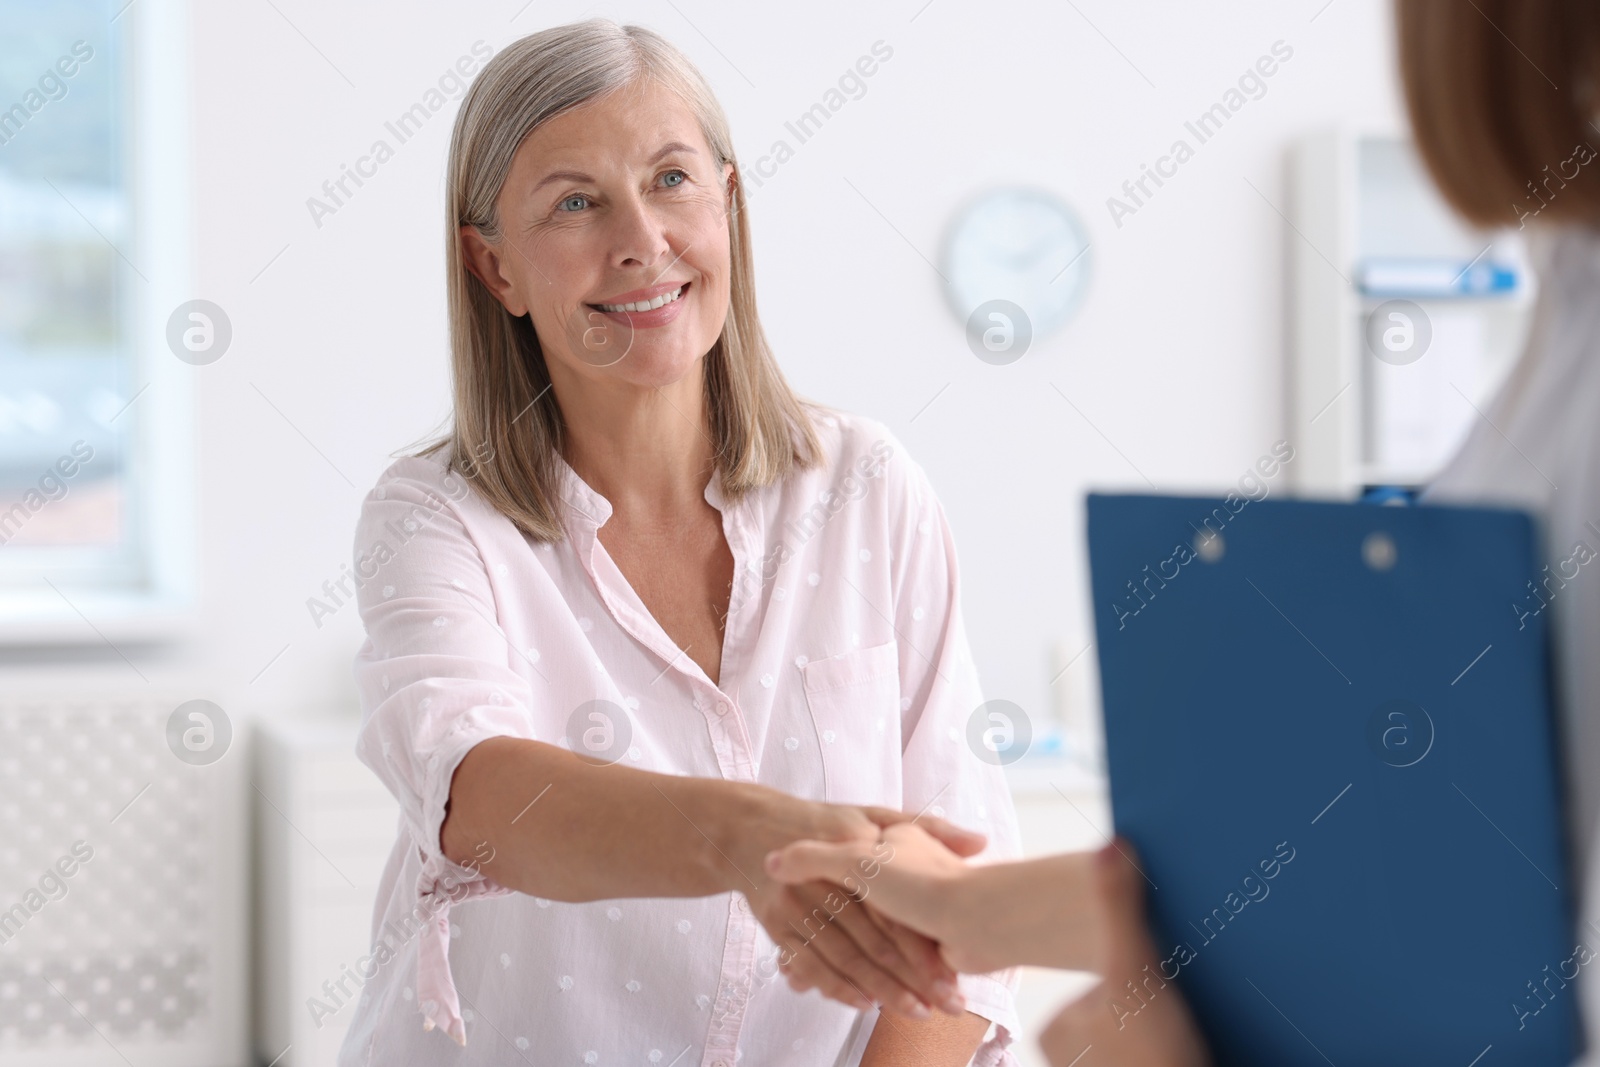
[[340, 16, 1023, 1067]]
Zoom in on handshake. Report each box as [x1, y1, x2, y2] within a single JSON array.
[[750, 809, 1212, 1067]]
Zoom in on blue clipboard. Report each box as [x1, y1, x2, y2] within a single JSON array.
[[1086, 493, 1578, 1067]]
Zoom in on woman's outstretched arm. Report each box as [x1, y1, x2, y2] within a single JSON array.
[[441, 737, 985, 1019], [440, 735, 983, 906]]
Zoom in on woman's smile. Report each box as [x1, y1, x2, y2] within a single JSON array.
[[585, 279, 691, 328]]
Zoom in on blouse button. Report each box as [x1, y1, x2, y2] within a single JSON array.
[[784, 737, 799, 751], [822, 730, 837, 744], [760, 674, 774, 688], [736, 897, 750, 913], [807, 572, 821, 586], [715, 701, 729, 716], [794, 655, 808, 669]]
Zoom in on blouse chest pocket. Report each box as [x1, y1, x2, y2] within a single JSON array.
[[800, 640, 904, 808]]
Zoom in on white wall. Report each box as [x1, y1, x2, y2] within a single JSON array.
[[117, 0, 1398, 734]]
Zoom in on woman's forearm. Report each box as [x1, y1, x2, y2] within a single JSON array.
[[440, 735, 832, 901], [860, 1008, 990, 1065]]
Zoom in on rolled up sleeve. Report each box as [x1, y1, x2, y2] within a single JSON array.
[[349, 459, 539, 1044], [880, 437, 1025, 1064]]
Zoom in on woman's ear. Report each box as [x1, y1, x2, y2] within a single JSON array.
[[459, 224, 528, 317]]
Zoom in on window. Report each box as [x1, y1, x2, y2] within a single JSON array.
[[0, 0, 195, 640]]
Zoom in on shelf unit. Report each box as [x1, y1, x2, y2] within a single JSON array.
[[1288, 128, 1537, 497]]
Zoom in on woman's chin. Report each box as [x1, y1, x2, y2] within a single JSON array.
[[601, 346, 711, 389]]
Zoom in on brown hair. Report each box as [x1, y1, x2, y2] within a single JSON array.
[[414, 18, 825, 542], [1395, 0, 1600, 228]]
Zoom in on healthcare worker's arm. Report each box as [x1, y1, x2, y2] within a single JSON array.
[[768, 824, 1213, 1066], [1034, 839, 1211, 1067], [767, 820, 1111, 972]]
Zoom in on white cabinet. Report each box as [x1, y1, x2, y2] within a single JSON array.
[[253, 717, 396, 1067]]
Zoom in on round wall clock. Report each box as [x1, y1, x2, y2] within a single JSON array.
[[940, 187, 1092, 364]]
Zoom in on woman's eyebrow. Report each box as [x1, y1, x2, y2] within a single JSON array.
[[531, 142, 700, 193]]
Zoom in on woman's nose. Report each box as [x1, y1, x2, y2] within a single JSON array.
[[606, 193, 673, 268]]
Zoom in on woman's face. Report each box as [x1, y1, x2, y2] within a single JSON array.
[[462, 78, 736, 392]]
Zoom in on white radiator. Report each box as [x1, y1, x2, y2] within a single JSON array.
[[0, 684, 247, 1066]]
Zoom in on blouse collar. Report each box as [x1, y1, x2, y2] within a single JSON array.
[[553, 449, 742, 532]]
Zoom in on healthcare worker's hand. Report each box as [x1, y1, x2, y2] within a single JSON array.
[[742, 805, 987, 1020], [1039, 838, 1211, 1067]]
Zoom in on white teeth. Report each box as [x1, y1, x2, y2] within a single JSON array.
[[595, 285, 684, 313]]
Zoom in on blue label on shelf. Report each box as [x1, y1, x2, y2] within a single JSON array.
[[1357, 258, 1518, 297]]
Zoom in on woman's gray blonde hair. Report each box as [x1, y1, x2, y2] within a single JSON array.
[[415, 17, 826, 541]]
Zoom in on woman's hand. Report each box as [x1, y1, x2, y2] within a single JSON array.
[[739, 804, 988, 1020], [744, 877, 966, 1019], [764, 820, 1009, 970], [1039, 837, 1211, 1067]]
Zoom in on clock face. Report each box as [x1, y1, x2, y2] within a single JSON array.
[[940, 188, 1092, 362]]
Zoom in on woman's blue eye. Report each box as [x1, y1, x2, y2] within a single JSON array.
[[662, 169, 686, 187], [559, 195, 588, 212]]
